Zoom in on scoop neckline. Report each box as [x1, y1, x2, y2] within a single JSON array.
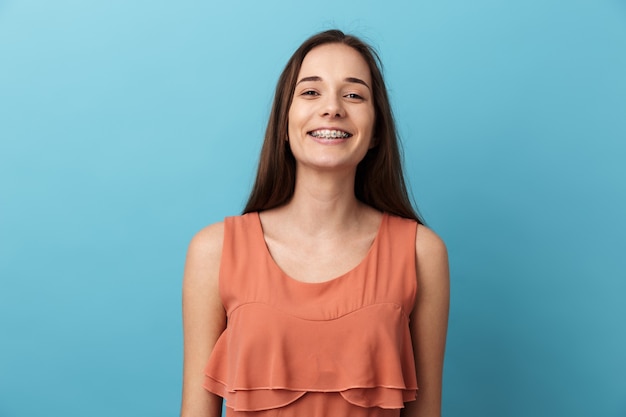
[[254, 211, 387, 286]]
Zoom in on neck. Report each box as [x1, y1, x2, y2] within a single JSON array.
[[277, 167, 366, 235]]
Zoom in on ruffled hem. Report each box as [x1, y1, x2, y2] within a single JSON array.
[[204, 377, 416, 411], [203, 302, 418, 412]]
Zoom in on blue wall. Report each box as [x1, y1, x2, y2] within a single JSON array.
[[1, 1, 624, 416]]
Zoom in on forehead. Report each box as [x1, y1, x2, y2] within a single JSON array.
[[298, 43, 371, 84]]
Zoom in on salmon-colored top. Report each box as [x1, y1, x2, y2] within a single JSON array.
[[204, 212, 419, 416]]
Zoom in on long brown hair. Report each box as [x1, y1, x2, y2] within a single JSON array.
[[243, 29, 423, 223]]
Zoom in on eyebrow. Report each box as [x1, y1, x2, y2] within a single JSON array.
[[296, 76, 371, 90]]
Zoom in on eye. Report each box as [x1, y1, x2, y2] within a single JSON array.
[[301, 90, 319, 97], [345, 93, 364, 100]]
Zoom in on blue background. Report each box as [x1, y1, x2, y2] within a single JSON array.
[[1, 0, 625, 416]]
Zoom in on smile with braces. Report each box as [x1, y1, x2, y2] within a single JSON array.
[[309, 129, 352, 139]]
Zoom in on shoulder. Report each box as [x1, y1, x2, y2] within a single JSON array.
[[188, 221, 225, 259], [415, 224, 449, 288], [184, 221, 225, 283], [415, 224, 447, 259]]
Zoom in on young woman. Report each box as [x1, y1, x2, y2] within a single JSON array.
[[181, 30, 449, 417]]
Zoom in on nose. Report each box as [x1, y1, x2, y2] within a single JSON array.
[[320, 94, 345, 118]]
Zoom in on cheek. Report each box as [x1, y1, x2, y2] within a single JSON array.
[[286, 105, 299, 130], [286, 108, 295, 138], [287, 104, 310, 136], [363, 110, 376, 135]]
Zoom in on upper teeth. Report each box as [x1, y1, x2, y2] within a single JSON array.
[[310, 129, 350, 139]]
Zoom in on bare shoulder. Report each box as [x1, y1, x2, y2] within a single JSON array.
[[415, 224, 449, 287], [181, 222, 227, 417], [415, 224, 447, 258], [405, 224, 449, 417], [184, 222, 225, 287], [188, 222, 225, 260]]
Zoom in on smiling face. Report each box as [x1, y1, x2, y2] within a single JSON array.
[[287, 43, 375, 173]]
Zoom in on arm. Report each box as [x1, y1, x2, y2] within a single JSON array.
[[180, 223, 227, 417], [401, 225, 450, 417]]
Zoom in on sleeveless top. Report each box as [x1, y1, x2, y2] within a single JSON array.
[[203, 212, 419, 416]]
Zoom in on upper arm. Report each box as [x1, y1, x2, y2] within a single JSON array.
[[180, 222, 227, 417], [402, 225, 450, 417]]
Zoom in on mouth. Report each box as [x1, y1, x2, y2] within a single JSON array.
[[308, 129, 352, 139]]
